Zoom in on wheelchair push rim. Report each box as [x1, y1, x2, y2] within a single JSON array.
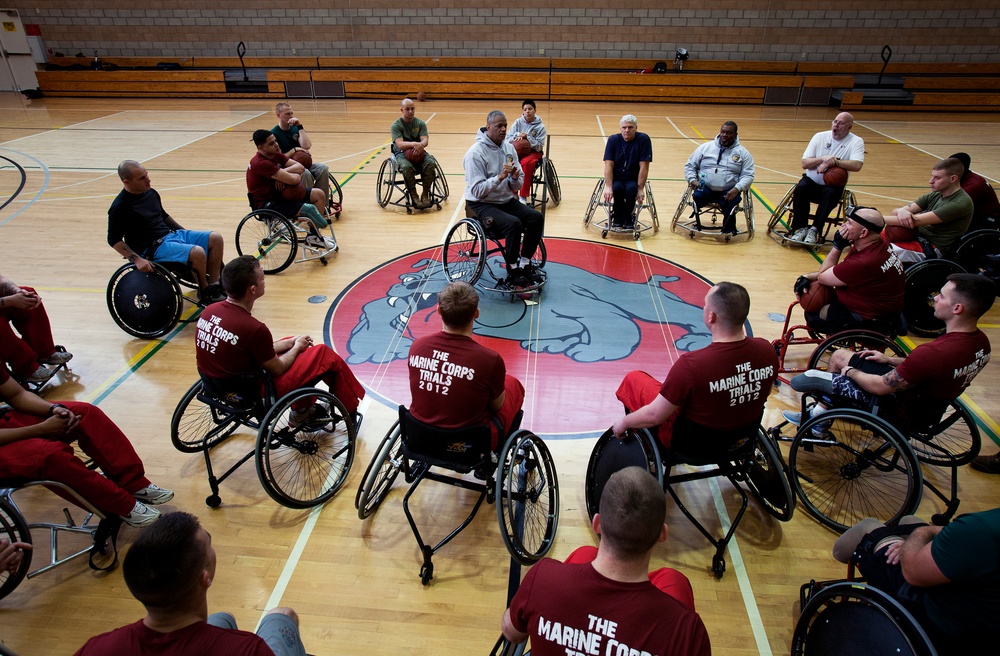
[[235, 210, 298, 275], [356, 421, 405, 519], [0, 497, 32, 600], [170, 380, 247, 454], [106, 262, 184, 339], [496, 430, 559, 565]]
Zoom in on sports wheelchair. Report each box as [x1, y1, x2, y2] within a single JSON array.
[[584, 179, 658, 240], [376, 155, 448, 213], [170, 373, 358, 508], [769, 370, 980, 533], [585, 421, 794, 578], [526, 136, 561, 209], [3, 345, 74, 393], [0, 478, 121, 601], [235, 194, 339, 275], [355, 406, 559, 585], [107, 260, 213, 339], [767, 184, 856, 252], [671, 185, 754, 243], [443, 205, 547, 299]]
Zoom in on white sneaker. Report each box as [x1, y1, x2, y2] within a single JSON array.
[[789, 227, 808, 241], [39, 350, 73, 365], [804, 227, 819, 245], [782, 407, 831, 438], [122, 500, 161, 528], [133, 483, 174, 505], [26, 365, 57, 383], [518, 196, 528, 205]]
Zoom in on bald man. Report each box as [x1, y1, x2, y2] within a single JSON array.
[[390, 98, 439, 209]]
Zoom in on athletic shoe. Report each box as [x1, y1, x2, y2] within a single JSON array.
[[971, 452, 1000, 474], [289, 404, 331, 431], [506, 267, 530, 288], [804, 227, 820, 245], [39, 350, 73, 366], [518, 196, 528, 205], [26, 365, 57, 383], [305, 235, 336, 250], [789, 227, 808, 241], [122, 500, 161, 528], [133, 484, 175, 506], [522, 263, 545, 284], [199, 284, 227, 304], [782, 408, 832, 438]]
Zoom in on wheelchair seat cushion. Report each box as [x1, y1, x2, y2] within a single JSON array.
[[667, 415, 760, 466], [399, 407, 492, 472]]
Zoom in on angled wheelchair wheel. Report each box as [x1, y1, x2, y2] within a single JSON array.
[[375, 158, 394, 208], [584, 428, 663, 519], [430, 161, 449, 206], [743, 189, 755, 240], [235, 210, 297, 275], [496, 430, 559, 565], [584, 179, 604, 227], [807, 329, 906, 372], [443, 218, 487, 284], [529, 238, 547, 270], [908, 399, 981, 467], [356, 421, 405, 519], [952, 228, 1000, 276], [905, 258, 964, 337], [644, 182, 658, 231], [766, 185, 796, 235], [106, 263, 184, 339], [670, 186, 695, 233], [327, 173, 344, 219], [0, 497, 32, 600], [170, 380, 245, 454], [256, 388, 356, 508], [544, 159, 561, 206], [788, 408, 921, 533], [744, 428, 795, 522]]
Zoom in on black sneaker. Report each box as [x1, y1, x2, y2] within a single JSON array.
[[522, 263, 544, 284], [506, 267, 529, 287], [200, 284, 227, 304]]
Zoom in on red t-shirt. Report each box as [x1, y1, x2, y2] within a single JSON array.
[[408, 331, 505, 429], [74, 619, 274, 656], [894, 329, 991, 425], [962, 171, 1000, 224], [246, 152, 289, 207], [660, 338, 777, 430], [195, 301, 275, 379], [833, 235, 905, 320], [509, 559, 711, 656]]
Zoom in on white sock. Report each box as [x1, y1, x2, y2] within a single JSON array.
[[519, 257, 531, 267]]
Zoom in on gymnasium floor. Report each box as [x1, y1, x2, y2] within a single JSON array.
[[1, 92, 998, 655]]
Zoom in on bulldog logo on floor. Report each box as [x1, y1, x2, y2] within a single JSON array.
[[326, 238, 716, 437]]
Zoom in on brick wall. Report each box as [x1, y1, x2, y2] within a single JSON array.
[[15, 1, 1000, 63]]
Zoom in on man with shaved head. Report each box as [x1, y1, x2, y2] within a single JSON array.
[[391, 97, 439, 209]]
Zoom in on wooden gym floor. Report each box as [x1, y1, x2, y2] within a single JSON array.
[[0, 93, 998, 655]]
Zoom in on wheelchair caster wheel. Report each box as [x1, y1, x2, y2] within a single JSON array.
[[320, 257, 328, 266], [712, 556, 726, 579], [601, 230, 608, 238], [206, 495, 222, 508], [420, 563, 433, 585], [406, 207, 413, 215], [633, 231, 640, 240]]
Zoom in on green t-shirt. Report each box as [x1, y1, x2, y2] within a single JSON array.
[[270, 125, 302, 154], [915, 188, 973, 253], [390, 117, 428, 155]]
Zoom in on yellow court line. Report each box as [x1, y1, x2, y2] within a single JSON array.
[[30, 286, 105, 294], [690, 126, 705, 140]]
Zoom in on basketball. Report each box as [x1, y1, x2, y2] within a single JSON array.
[[405, 147, 425, 164], [823, 166, 849, 187], [280, 181, 308, 202], [290, 149, 312, 169], [417, 91, 426, 102], [512, 137, 531, 158], [797, 282, 832, 313]]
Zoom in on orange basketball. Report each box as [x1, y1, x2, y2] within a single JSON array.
[[405, 147, 425, 164], [280, 180, 308, 202], [823, 167, 849, 187], [512, 138, 531, 158], [797, 282, 832, 313], [417, 90, 427, 102], [290, 149, 312, 169]]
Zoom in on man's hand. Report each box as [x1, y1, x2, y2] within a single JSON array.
[[817, 155, 837, 174], [724, 187, 740, 201], [132, 256, 153, 273], [856, 349, 892, 365], [892, 208, 915, 229], [612, 417, 628, 438], [688, 180, 699, 189], [499, 162, 516, 181], [603, 187, 614, 203], [410, 143, 425, 156], [288, 117, 301, 127], [636, 189, 645, 204], [4, 290, 41, 310], [293, 335, 313, 353], [274, 180, 286, 191], [0, 538, 31, 574]]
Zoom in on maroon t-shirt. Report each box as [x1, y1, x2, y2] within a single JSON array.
[[246, 152, 289, 207], [408, 331, 505, 429], [74, 619, 274, 656], [660, 338, 777, 430], [895, 329, 991, 425], [509, 559, 711, 656], [195, 301, 275, 379], [833, 235, 905, 319]]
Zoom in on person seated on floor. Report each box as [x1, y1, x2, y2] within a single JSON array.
[[109, 161, 226, 303], [463, 110, 545, 288], [683, 120, 755, 235], [613, 281, 777, 458], [74, 511, 309, 656], [0, 361, 172, 528], [502, 466, 711, 656], [390, 97, 440, 209], [603, 114, 653, 229], [247, 129, 334, 250], [271, 102, 332, 205], [793, 206, 905, 335], [0, 272, 73, 385], [504, 99, 547, 205], [830, 508, 1000, 656], [951, 151, 1000, 232], [407, 282, 523, 451], [194, 255, 364, 428], [784, 273, 993, 437]]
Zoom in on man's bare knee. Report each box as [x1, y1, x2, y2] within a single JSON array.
[[265, 607, 299, 625]]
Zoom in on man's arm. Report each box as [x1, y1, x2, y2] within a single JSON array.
[[0, 377, 81, 446], [683, 147, 701, 187], [612, 393, 678, 437], [814, 246, 847, 284], [894, 525, 950, 587], [501, 608, 529, 645], [636, 160, 649, 203], [736, 152, 756, 192], [272, 161, 303, 186], [259, 336, 311, 378], [885, 201, 943, 229], [840, 354, 911, 396], [294, 126, 312, 151]]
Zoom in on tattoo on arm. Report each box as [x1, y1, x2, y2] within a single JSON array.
[[882, 368, 912, 392]]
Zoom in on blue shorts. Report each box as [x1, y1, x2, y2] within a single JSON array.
[[208, 611, 306, 656], [146, 229, 211, 265]]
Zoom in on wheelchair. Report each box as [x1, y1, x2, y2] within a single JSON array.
[[107, 260, 211, 339], [0, 479, 120, 600], [770, 382, 980, 533], [766, 184, 856, 252], [3, 345, 74, 394], [443, 204, 547, 300], [793, 581, 938, 656], [585, 422, 794, 578], [375, 155, 448, 214], [584, 179, 658, 240], [527, 136, 561, 209], [235, 194, 339, 275], [325, 172, 344, 219], [355, 406, 559, 585], [170, 373, 358, 509], [670, 185, 754, 243]]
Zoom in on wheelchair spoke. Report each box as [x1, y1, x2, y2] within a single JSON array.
[[498, 434, 559, 564]]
